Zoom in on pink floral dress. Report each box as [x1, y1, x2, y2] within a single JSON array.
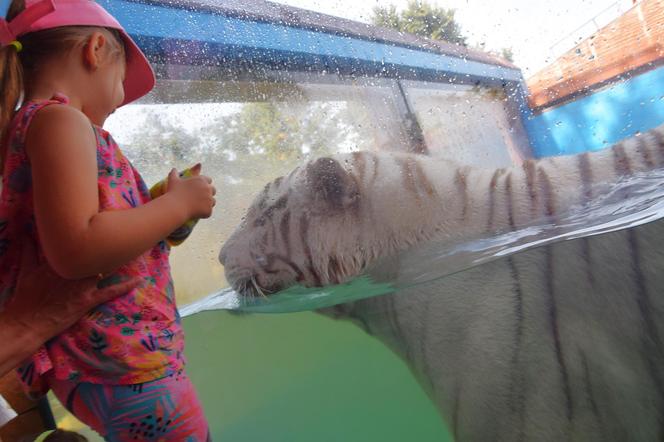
[[0, 95, 185, 390]]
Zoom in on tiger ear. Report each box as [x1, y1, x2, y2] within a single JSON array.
[[306, 157, 360, 213]]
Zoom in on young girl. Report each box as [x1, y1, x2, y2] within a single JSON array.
[[0, 0, 215, 440]]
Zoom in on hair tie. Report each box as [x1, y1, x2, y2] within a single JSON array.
[[8, 40, 22, 52]]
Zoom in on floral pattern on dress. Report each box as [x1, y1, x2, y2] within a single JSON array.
[[0, 96, 185, 389]]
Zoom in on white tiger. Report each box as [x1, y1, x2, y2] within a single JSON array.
[[219, 124, 664, 441]]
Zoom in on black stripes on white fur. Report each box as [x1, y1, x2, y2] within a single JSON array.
[[221, 125, 664, 441]]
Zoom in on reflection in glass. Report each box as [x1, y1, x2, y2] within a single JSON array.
[[106, 78, 416, 304]]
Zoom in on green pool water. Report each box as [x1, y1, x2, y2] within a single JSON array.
[[51, 310, 452, 441]]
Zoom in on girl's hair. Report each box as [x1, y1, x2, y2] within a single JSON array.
[[0, 0, 124, 168]]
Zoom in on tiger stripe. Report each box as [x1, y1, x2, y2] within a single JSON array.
[[369, 153, 380, 188], [522, 160, 538, 218], [455, 169, 469, 222], [636, 136, 655, 169], [487, 169, 504, 232], [507, 256, 526, 442], [538, 168, 573, 423], [612, 143, 632, 176], [578, 153, 593, 203], [537, 169, 555, 217], [578, 152, 596, 289], [352, 151, 366, 184], [266, 253, 305, 282], [396, 157, 420, 203], [412, 160, 438, 200], [545, 245, 574, 423], [390, 293, 410, 361], [506, 173, 515, 230], [506, 166, 526, 438], [418, 295, 437, 394], [220, 123, 664, 441], [298, 215, 322, 286], [279, 209, 292, 257], [580, 351, 605, 440], [653, 130, 664, 165]]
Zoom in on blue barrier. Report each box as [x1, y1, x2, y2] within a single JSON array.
[[98, 0, 521, 82], [525, 64, 664, 157], [98, 0, 662, 159]]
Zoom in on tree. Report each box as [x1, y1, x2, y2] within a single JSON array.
[[500, 47, 514, 62], [122, 111, 203, 183], [371, 1, 466, 46], [203, 100, 352, 177], [371, 5, 402, 31]]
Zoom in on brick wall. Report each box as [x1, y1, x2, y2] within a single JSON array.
[[527, 0, 664, 111]]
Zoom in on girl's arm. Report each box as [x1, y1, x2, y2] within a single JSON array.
[[26, 105, 215, 279]]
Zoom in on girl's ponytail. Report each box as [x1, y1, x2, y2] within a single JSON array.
[[0, 45, 23, 169], [0, 0, 25, 170]]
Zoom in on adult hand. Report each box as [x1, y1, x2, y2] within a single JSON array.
[[0, 240, 142, 376]]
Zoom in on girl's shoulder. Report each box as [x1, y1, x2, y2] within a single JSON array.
[[24, 104, 96, 157]]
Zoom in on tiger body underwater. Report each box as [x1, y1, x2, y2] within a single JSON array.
[[219, 125, 664, 441]]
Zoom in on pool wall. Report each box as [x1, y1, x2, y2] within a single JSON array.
[[524, 63, 664, 157]]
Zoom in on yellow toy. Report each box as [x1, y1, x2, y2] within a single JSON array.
[[149, 166, 200, 246]]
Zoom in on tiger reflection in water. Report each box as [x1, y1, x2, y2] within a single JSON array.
[[219, 125, 664, 442]]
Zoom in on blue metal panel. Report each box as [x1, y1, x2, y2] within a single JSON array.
[[525, 64, 664, 157], [98, 0, 521, 82]]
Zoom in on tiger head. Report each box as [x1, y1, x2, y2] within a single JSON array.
[[220, 155, 369, 298], [220, 151, 456, 298]]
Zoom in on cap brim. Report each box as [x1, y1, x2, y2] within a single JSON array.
[[118, 30, 155, 106]]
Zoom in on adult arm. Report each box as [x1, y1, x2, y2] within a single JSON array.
[[0, 241, 141, 377]]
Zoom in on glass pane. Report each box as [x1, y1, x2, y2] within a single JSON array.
[[104, 78, 410, 304], [7, 0, 659, 441], [49, 76, 451, 441], [402, 81, 530, 167]]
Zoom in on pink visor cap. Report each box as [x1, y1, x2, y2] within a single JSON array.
[[0, 0, 155, 105]]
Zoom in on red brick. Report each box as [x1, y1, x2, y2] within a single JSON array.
[[527, 0, 664, 110]]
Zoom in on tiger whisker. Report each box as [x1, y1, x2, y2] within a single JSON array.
[[251, 276, 269, 299], [236, 280, 253, 299], [245, 281, 256, 300]]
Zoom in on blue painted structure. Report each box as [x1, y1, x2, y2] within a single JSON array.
[[98, 0, 521, 83], [97, 0, 663, 159], [525, 64, 664, 157]]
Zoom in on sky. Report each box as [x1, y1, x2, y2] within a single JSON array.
[[270, 0, 633, 77]]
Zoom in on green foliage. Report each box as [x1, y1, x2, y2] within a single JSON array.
[[500, 47, 514, 62], [371, 4, 402, 30], [371, 1, 466, 46], [211, 101, 344, 163], [122, 99, 357, 197], [122, 111, 202, 179]]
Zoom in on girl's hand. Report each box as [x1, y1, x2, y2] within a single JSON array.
[[166, 163, 217, 219]]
